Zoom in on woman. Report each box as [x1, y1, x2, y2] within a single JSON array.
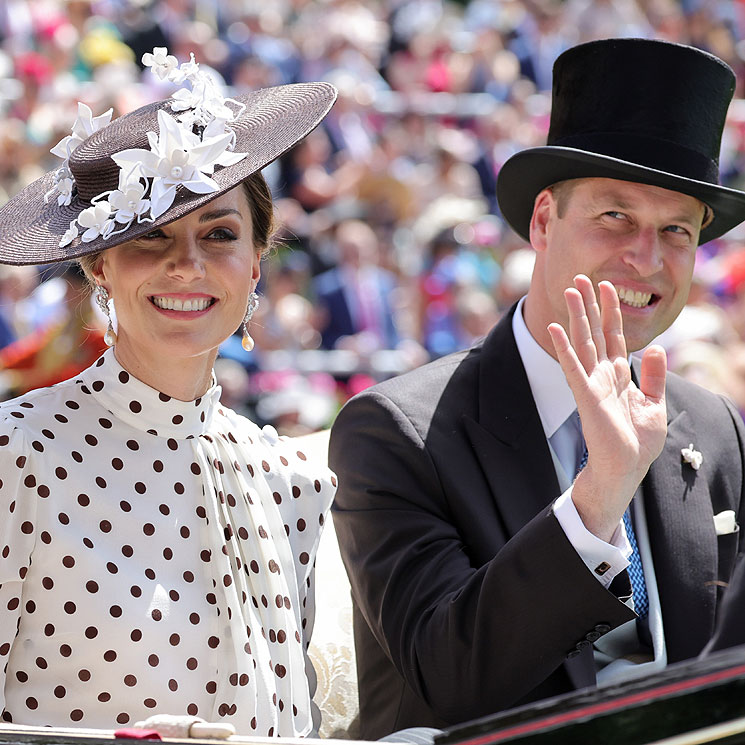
[[0, 48, 337, 736]]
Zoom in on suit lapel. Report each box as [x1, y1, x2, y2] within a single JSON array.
[[634, 361, 718, 660], [464, 307, 562, 539]]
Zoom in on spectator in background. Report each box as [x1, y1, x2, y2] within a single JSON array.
[[314, 218, 400, 352]]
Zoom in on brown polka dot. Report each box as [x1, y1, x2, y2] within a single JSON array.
[[36, 657, 48, 669], [54, 686, 66, 698], [109, 605, 122, 618], [151, 609, 162, 621], [83, 537, 94, 548], [96, 476, 107, 488], [100, 520, 112, 533], [292, 485, 301, 498], [296, 450, 307, 461], [144, 698, 157, 708], [297, 518, 306, 531], [186, 657, 198, 670], [37, 485, 49, 498], [98, 692, 111, 702], [62, 555, 75, 568], [40, 531, 52, 544], [15, 671, 28, 682], [187, 704, 198, 716], [26, 697, 38, 710], [299, 552, 310, 565], [190, 462, 201, 475], [78, 669, 91, 682], [143, 523, 155, 536], [99, 417, 112, 428], [205, 681, 217, 694], [70, 709, 83, 722], [85, 627, 98, 639], [86, 581, 99, 593], [183, 571, 194, 583], [55, 467, 68, 480], [189, 613, 200, 625], [174, 482, 185, 495], [71, 451, 83, 463], [20, 521, 33, 534], [262, 460, 270, 472], [169, 679, 178, 691], [148, 654, 159, 667], [130, 629, 142, 642], [112, 458, 123, 470], [117, 713, 130, 725], [107, 562, 118, 574], [43, 624, 54, 636], [124, 675, 137, 687], [153, 460, 164, 472], [273, 492, 282, 504], [159, 503, 170, 515], [130, 586, 142, 598], [64, 601, 76, 614], [169, 633, 180, 646], [135, 482, 146, 494], [122, 544, 134, 557], [103, 650, 117, 662], [167, 439, 178, 451], [31, 441, 43, 452], [145, 568, 155, 580], [42, 576, 54, 590], [77, 493, 90, 507], [85, 434, 98, 446], [163, 547, 173, 560]]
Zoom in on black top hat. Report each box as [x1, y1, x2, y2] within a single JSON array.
[[496, 38, 745, 245]]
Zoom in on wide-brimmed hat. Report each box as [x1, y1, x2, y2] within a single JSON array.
[[496, 38, 745, 245], [0, 49, 337, 265]]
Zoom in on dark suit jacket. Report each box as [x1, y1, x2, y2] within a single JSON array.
[[330, 306, 745, 739]]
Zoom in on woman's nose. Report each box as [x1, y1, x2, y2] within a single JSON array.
[[165, 237, 206, 281]]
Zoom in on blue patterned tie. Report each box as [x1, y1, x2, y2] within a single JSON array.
[[576, 443, 648, 618], [622, 508, 649, 618]]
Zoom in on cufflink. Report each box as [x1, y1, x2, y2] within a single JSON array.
[[594, 561, 611, 576]]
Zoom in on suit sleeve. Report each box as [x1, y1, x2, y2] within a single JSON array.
[[330, 388, 634, 724]]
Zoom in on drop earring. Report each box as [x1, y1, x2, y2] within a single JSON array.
[[242, 292, 260, 351], [95, 284, 117, 347]]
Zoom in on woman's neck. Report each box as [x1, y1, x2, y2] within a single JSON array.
[[112, 338, 217, 402]]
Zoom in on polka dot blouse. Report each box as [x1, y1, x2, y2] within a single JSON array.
[[0, 349, 336, 736]]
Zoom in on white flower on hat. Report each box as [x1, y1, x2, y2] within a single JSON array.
[[142, 47, 179, 81], [59, 221, 79, 248], [112, 110, 239, 218], [50, 102, 113, 159], [55, 177, 74, 207], [109, 177, 151, 224], [78, 202, 114, 242]]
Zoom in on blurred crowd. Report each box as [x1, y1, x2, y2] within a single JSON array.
[[3, 0, 745, 433]]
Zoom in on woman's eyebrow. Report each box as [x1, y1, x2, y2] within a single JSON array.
[[198, 208, 243, 222]]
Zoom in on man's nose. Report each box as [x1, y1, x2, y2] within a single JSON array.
[[622, 228, 664, 276], [165, 236, 206, 281]]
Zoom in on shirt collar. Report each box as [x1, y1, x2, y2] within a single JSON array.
[[79, 348, 223, 438], [512, 296, 577, 440]]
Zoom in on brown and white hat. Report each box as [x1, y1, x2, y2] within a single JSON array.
[[0, 48, 337, 265]]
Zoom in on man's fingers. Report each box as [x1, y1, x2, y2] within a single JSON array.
[[598, 280, 627, 361], [565, 286, 598, 372], [639, 344, 667, 404], [548, 322, 589, 395], [574, 275, 607, 361]]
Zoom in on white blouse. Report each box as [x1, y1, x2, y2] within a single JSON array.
[[0, 349, 336, 736]]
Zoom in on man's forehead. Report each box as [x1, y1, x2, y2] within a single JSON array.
[[570, 177, 707, 217]]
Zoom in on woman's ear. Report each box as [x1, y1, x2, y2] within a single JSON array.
[[90, 254, 108, 289], [529, 188, 555, 253]]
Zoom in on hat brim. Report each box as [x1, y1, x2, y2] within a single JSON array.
[[0, 82, 337, 265], [497, 146, 745, 245]]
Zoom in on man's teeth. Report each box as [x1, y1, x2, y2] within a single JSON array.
[[152, 296, 212, 311], [616, 287, 652, 308]]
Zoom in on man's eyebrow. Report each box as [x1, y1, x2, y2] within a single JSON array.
[[199, 208, 243, 222]]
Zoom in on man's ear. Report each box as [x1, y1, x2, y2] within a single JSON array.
[[529, 188, 554, 253]]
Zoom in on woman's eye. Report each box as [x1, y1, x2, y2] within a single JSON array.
[[207, 228, 237, 240], [142, 229, 166, 239]]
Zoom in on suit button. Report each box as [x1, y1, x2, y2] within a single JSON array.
[[567, 648, 581, 659], [585, 631, 601, 642], [595, 623, 611, 634], [576, 640, 592, 652]]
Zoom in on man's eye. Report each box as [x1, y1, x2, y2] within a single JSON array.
[[664, 224, 688, 235], [605, 211, 624, 220]]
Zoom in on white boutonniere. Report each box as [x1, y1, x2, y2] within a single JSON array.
[[681, 443, 703, 470]]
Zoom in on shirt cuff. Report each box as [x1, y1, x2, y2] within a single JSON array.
[[553, 488, 631, 588]]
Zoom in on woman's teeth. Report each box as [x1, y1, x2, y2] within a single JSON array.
[[152, 296, 212, 311], [616, 287, 652, 308]]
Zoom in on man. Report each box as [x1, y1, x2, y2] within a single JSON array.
[[329, 38, 745, 739]]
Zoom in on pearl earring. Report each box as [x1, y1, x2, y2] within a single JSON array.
[[95, 284, 117, 346], [242, 292, 260, 351]]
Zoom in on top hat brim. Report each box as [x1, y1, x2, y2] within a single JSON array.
[[497, 146, 745, 246], [0, 82, 337, 266]]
